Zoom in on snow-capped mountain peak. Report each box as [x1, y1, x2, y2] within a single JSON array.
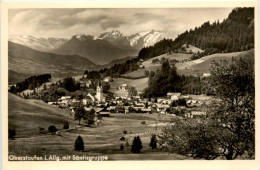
[[127, 30, 171, 47], [8, 35, 68, 52], [99, 30, 124, 39], [8, 30, 176, 53], [73, 34, 95, 41]]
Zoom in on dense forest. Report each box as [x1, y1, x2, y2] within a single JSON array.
[[142, 61, 213, 97], [85, 58, 140, 79], [138, 7, 254, 61], [9, 74, 51, 93]]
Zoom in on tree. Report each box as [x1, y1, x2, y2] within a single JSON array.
[[48, 125, 58, 133], [123, 129, 127, 134], [9, 85, 17, 93], [145, 102, 148, 108], [63, 122, 69, 129], [209, 57, 255, 159], [149, 134, 157, 149], [128, 86, 137, 97], [120, 144, 124, 151], [43, 83, 47, 90], [102, 82, 110, 93], [28, 84, 34, 90], [62, 77, 80, 92], [126, 141, 129, 147], [161, 117, 219, 160], [131, 136, 143, 153], [74, 106, 86, 125], [161, 57, 255, 160], [8, 128, 16, 139], [74, 136, 84, 151], [85, 108, 96, 126]]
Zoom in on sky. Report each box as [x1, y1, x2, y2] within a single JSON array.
[[9, 8, 233, 39]]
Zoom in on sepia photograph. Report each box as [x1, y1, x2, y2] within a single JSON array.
[[1, 1, 258, 169]]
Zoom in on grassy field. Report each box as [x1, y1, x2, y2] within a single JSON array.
[[142, 53, 192, 71], [8, 93, 187, 160], [177, 50, 254, 76], [110, 77, 148, 94], [121, 69, 147, 78], [8, 93, 76, 137], [182, 44, 204, 53]]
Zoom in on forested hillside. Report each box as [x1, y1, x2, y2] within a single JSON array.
[[84, 7, 254, 80], [138, 7, 254, 60]]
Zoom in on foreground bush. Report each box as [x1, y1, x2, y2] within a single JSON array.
[[48, 125, 58, 133], [131, 136, 143, 153], [63, 122, 69, 129], [74, 136, 84, 151], [149, 134, 157, 149]]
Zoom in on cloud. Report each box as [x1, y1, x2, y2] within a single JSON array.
[[101, 19, 125, 30], [9, 8, 233, 38]]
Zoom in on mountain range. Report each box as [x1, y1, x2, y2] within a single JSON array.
[[9, 30, 176, 65], [8, 7, 253, 84]]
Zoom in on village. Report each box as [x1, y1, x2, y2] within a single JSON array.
[[46, 75, 210, 124]]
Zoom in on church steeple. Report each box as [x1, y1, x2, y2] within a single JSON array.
[[96, 80, 103, 102]]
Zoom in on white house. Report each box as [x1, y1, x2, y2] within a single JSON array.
[[167, 92, 181, 101], [60, 96, 71, 100], [104, 77, 112, 82], [82, 96, 93, 105], [171, 95, 179, 101], [202, 73, 211, 77], [181, 95, 192, 100], [119, 84, 128, 91], [139, 65, 145, 69], [162, 99, 171, 105]]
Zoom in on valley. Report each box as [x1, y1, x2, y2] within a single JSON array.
[[7, 7, 255, 161]]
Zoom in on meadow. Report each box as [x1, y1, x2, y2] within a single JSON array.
[[8, 93, 186, 160]]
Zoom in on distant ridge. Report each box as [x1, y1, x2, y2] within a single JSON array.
[[8, 41, 96, 82]]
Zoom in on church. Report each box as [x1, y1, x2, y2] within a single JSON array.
[[95, 85, 105, 102]]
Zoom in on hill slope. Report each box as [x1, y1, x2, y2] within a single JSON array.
[[123, 49, 254, 78], [177, 49, 254, 76], [138, 8, 254, 61], [8, 41, 96, 81], [8, 93, 75, 137], [172, 8, 254, 52]]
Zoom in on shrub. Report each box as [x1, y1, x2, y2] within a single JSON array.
[[123, 129, 127, 134], [120, 137, 125, 141], [63, 122, 69, 129], [120, 144, 124, 151], [141, 121, 146, 125], [48, 125, 58, 133], [74, 136, 84, 151], [149, 134, 157, 149], [131, 136, 143, 153]]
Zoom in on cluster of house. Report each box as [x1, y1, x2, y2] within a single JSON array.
[[47, 83, 207, 119]]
